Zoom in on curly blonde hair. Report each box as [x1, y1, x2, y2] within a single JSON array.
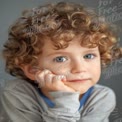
[[3, 2, 122, 80]]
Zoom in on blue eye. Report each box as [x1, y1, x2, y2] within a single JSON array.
[[53, 56, 67, 62], [84, 54, 95, 59]]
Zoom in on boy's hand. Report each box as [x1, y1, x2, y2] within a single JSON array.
[[35, 69, 76, 98]]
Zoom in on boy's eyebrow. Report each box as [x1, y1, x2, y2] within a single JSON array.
[[46, 51, 70, 56], [46, 48, 99, 56], [82, 48, 99, 53]]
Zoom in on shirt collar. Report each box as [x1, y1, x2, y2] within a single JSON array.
[[78, 87, 93, 110], [38, 87, 93, 109]]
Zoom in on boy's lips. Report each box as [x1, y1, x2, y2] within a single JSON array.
[[68, 78, 90, 82]]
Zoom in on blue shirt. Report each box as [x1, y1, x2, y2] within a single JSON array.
[[38, 87, 93, 110]]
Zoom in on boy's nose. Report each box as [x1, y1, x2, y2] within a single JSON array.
[[71, 60, 87, 74]]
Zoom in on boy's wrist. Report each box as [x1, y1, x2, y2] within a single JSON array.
[[49, 91, 81, 113]]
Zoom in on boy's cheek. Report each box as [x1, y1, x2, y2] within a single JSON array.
[[93, 71, 101, 83], [50, 68, 68, 76], [42, 64, 68, 75]]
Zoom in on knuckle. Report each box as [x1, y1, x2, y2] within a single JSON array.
[[43, 69, 51, 75]]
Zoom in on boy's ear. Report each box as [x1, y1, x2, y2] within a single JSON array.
[[20, 65, 38, 80]]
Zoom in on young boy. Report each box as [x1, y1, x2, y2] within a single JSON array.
[[1, 2, 122, 122]]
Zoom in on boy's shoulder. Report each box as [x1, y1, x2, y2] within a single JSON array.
[[91, 84, 116, 103], [3, 78, 29, 90], [83, 84, 116, 114], [92, 84, 116, 98], [2, 78, 37, 96]]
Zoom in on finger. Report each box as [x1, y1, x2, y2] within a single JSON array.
[[52, 75, 66, 89], [43, 69, 52, 75], [44, 73, 54, 86], [35, 69, 51, 87], [52, 75, 65, 83], [52, 75, 76, 92], [35, 69, 51, 82]]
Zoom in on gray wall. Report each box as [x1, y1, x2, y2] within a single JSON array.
[[0, 0, 122, 121]]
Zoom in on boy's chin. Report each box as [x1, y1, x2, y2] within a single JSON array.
[[71, 86, 92, 94], [64, 80, 93, 94]]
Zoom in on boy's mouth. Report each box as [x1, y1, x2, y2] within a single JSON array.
[[68, 78, 90, 82]]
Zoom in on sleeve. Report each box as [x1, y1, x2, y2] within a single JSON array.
[[46, 91, 81, 122], [1, 90, 44, 122], [1, 89, 81, 122], [80, 87, 116, 122]]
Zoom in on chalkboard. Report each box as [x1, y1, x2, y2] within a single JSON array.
[[0, 0, 122, 121]]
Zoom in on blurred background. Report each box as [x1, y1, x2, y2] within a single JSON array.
[[0, 0, 122, 121]]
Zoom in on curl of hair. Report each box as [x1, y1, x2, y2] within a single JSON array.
[[3, 2, 122, 79]]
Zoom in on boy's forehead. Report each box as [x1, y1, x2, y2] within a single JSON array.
[[42, 36, 80, 48], [41, 36, 98, 52]]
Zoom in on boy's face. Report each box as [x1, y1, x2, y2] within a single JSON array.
[[37, 37, 101, 94]]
